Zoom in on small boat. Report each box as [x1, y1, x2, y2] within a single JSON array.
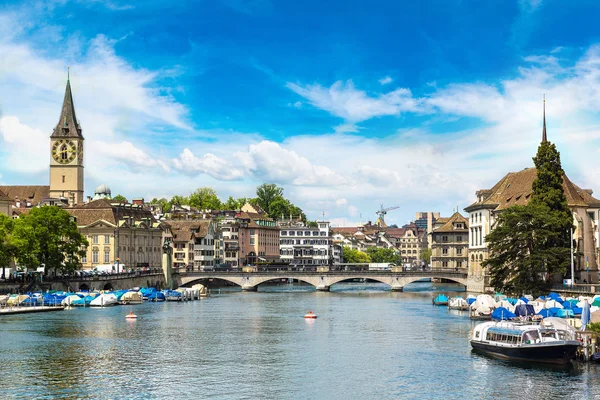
[[470, 318, 580, 365], [432, 294, 449, 306], [90, 293, 118, 307], [448, 297, 469, 311], [125, 311, 137, 319], [304, 311, 317, 319]]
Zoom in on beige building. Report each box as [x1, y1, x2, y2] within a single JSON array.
[[68, 199, 165, 271], [430, 212, 469, 270]]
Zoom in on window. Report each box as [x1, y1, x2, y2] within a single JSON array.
[[92, 250, 99, 264], [250, 229, 255, 236], [281, 231, 287, 236], [457, 236, 462, 242], [92, 235, 99, 244], [104, 235, 110, 244], [457, 261, 462, 268], [442, 248, 448, 255], [457, 248, 463, 256], [250, 237, 255, 245], [442, 261, 448, 268], [442, 235, 448, 242], [82, 254, 87, 263], [104, 250, 110, 263], [62, 175, 65, 183]]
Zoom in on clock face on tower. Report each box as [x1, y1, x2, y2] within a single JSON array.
[[52, 139, 77, 164]]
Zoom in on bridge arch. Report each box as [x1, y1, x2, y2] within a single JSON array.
[[181, 276, 243, 288], [243, 276, 317, 289], [325, 276, 392, 288], [400, 275, 468, 287]]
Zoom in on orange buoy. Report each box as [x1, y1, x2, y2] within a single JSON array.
[[304, 310, 317, 319], [125, 310, 137, 319]]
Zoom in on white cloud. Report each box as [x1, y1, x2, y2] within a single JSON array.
[[379, 76, 393, 85], [92, 140, 170, 172], [236, 140, 349, 186], [0, 116, 48, 173], [335, 198, 347, 206], [286, 80, 422, 125], [172, 148, 244, 181]]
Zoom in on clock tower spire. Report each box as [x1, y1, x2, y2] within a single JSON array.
[[49, 71, 85, 205]]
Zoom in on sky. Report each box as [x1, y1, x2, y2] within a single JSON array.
[[1, 0, 600, 227]]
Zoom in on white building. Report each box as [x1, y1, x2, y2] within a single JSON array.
[[279, 221, 332, 267], [193, 219, 218, 271]]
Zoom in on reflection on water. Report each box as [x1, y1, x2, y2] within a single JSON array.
[[0, 282, 598, 399]]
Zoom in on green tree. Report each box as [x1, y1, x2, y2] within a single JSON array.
[[483, 139, 572, 295], [112, 194, 128, 203], [420, 248, 432, 264], [188, 187, 222, 210], [169, 195, 188, 207], [12, 206, 88, 274], [343, 246, 371, 263], [256, 184, 283, 215], [0, 215, 17, 279]]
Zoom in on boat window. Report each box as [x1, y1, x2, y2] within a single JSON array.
[[522, 331, 540, 344], [475, 331, 480, 338]]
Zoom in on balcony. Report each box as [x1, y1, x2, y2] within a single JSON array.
[[225, 243, 240, 251]]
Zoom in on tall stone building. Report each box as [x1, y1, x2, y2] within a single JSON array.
[[430, 212, 469, 270], [49, 76, 85, 205], [465, 104, 600, 292]]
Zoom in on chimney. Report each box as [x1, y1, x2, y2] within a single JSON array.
[[132, 198, 144, 206]]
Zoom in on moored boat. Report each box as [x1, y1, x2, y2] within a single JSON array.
[[470, 318, 580, 365], [448, 296, 469, 311], [432, 294, 449, 306]]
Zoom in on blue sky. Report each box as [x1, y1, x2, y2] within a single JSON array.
[[1, 0, 600, 226]]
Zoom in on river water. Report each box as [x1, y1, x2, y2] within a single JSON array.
[[1, 282, 599, 399]]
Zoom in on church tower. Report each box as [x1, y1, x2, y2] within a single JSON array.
[[49, 73, 84, 205]]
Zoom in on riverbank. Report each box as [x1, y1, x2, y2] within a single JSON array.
[[0, 305, 64, 315]]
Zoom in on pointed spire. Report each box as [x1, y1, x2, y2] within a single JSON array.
[[542, 94, 547, 143], [52, 69, 83, 139]]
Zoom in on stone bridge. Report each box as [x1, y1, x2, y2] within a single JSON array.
[[176, 271, 468, 292]]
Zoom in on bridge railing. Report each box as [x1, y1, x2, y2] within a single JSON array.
[[41, 270, 163, 282], [177, 267, 468, 275]]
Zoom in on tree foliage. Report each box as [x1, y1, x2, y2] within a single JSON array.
[[10, 207, 88, 273], [188, 187, 222, 211], [111, 194, 128, 203], [420, 248, 432, 263], [366, 247, 401, 265], [0, 215, 17, 278], [483, 140, 572, 296], [343, 246, 371, 263]]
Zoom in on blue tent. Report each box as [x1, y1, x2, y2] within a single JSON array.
[[515, 304, 535, 316], [518, 297, 529, 304], [507, 298, 518, 305], [492, 307, 516, 320], [537, 309, 549, 318], [466, 297, 476, 305], [432, 294, 448, 305]]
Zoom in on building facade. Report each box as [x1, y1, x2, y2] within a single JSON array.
[[68, 199, 165, 271], [238, 211, 280, 266], [279, 221, 332, 267], [430, 212, 469, 270]]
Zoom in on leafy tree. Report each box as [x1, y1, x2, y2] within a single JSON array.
[[169, 195, 188, 207], [0, 215, 17, 279], [12, 206, 88, 274], [188, 187, 222, 210], [343, 246, 371, 263], [112, 194, 128, 203], [306, 220, 318, 228], [483, 139, 572, 296], [420, 248, 432, 264], [256, 184, 283, 215], [388, 224, 399, 229], [223, 196, 247, 210], [366, 247, 401, 264]]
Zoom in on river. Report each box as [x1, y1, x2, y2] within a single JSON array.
[[1, 282, 599, 399]]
